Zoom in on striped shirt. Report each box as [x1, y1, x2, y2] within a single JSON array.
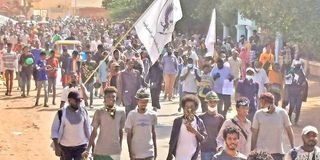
[[2, 51, 17, 71]]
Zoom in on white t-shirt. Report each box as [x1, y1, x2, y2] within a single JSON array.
[[181, 67, 198, 93], [253, 69, 269, 96], [175, 119, 197, 160], [59, 109, 88, 147], [228, 57, 242, 79]]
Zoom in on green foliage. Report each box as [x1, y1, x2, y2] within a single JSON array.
[[102, 0, 320, 56]]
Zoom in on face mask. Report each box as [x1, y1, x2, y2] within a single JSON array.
[[255, 68, 261, 72], [246, 75, 254, 81], [187, 64, 193, 68], [208, 106, 217, 112]]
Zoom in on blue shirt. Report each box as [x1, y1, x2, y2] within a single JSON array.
[[36, 59, 48, 81], [210, 66, 232, 94], [162, 54, 178, 74]]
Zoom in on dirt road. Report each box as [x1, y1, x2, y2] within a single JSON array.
[[0, 79, 319, 160]]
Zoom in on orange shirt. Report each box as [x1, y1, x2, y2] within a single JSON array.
[[259, 52, 274, 65], [268, 70, 283, 85]]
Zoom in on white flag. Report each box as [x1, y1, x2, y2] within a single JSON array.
[[135, 0, 183, 64], [205, 9, 216, 57]]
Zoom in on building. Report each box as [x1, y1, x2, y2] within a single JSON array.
[[32, 0, 107, 19]]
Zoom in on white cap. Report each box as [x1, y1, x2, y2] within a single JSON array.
[[302, 125, 318, 135], [246, 67, 255, 73]]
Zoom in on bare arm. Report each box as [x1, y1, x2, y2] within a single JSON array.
[[152, 125, 157, 159], [251, 128, 259, 151], [119, 129, 123, 147], [126, 129, 134, 159], [286, 126, 295, 149], [86, 127, 98, 152]]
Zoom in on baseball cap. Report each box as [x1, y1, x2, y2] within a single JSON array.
[[205, 91, 220, 101], [302, 125, 319, 135], [68, 91, 81, 101]]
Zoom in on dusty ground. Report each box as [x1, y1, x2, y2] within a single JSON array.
[[0, 79, 319, 160]]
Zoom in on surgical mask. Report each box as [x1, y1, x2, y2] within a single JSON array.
[[208, 106, 217, 112], [187, 64, 193, 68], [246, 75, 254, 81]]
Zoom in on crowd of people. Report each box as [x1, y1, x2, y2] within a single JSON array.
[[0, 16, 317, 160]]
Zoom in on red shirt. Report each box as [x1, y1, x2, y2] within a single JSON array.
[[46, 57, 59, 78]]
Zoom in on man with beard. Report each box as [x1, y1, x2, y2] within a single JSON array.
[[212, 127, 247, 160], [285, 125, 319, 160], [125, 88, 157, 160], [51, 91, 91, 160], [82, 86, 126, 160]]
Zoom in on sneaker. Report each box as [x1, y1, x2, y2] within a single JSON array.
[[35, 102, 39, 106], [43, 104, 49, 107]]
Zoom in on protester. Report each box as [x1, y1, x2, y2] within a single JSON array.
[[253, 61, 269, 96], [167, 94, 207, 160], [51, 91, 91, 160], [286, 63, 307, 125], [211, 58, 234, 118], [34, 51, 49, 107], [46, 50, 59, 105], [285, 125, 320, 160], [252, 92, 295, 160], [81, 52, 97, 107], [217, 97, 252, 156], [145, 60, 163, 111], [117, 58, 143, 115], [212, 127, 247, 160], [236, 68, 259, 121], [199, 91, 224, 160], [19, 46, 34, 97], [125, 88, 157, 160], [60, 47, 72, 88], [162, 48, 178, 101], [83, 87, 126, 160], [268, 63, 283, 106], [180, 57, 201, 96], [197, 63, 214, 112], [2, 43, 17, 96]]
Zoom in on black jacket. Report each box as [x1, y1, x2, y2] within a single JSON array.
[[166, 115, 207, 160]]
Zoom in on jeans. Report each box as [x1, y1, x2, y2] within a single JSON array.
[[48, 77, 57, 103], [216, 93, 231, 118], [201, 151, 215, 160], [20, 71, 32, 95], [36, 80, 48, 105], [60, 144, 87, 160], [288, 94, 303, 123], [61, 144, 87, 160], [271, 153, 284, 160]]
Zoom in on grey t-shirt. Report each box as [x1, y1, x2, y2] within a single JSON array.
[[212, 151, 247, 160], [125, 109, 157, 159], [252, 107, 292, 154], [91, 107, 126, 155]]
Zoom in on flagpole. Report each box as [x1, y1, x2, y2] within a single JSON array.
[[83, 0, 160, 85]]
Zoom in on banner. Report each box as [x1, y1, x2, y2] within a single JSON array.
[[205, 9, 216, 57], [135, 0, 183, 64]]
